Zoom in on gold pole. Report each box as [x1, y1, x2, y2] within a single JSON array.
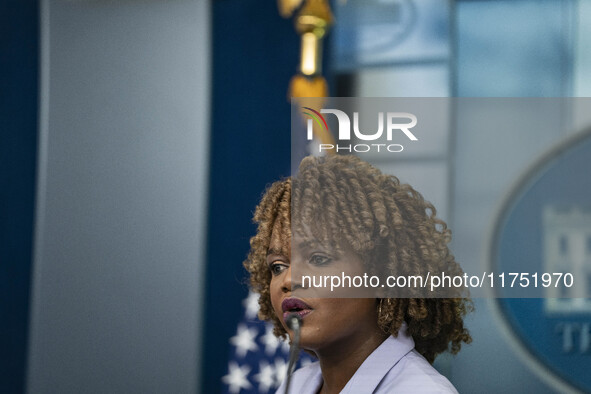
[[279, 0, 335, 148]]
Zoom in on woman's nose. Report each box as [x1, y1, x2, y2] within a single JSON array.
[[280, 265, 292, 293], [281, 265, 304, 293]]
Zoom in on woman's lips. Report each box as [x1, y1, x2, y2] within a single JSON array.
[[281, 298, 313, 321]]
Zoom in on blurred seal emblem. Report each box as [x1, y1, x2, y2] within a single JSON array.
[[490, 127, 591, 393]]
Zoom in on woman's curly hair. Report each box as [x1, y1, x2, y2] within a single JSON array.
[[244, 155, 472, 363]]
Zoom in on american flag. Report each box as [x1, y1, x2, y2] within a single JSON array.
[[222, 291, 315, 393]]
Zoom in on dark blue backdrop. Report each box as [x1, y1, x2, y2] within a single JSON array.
[[201, 1, 299, 392], [0, 1, 39, 393]]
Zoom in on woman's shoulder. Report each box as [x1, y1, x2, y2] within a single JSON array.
[[376, 349, 459, 393], [341, 333, 459, 394]]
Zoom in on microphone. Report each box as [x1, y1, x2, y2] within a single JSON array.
[[286, 312, 302, 332], [284, 313, 302, 394]]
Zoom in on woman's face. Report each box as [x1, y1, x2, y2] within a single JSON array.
[[267, 219, 384, 354]]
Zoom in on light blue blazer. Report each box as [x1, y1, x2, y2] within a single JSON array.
[[277, 324, 458, 393]]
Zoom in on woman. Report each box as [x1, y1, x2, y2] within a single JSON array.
[[244, 155, 472, 393]]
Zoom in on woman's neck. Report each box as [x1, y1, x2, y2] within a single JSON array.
[[315, 329, 389, 394]]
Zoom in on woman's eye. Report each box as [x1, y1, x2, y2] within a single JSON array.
[[309, 254, 332, 266], [269, 262, 288, 276]]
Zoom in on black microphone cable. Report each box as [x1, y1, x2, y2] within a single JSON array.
[[284, 313, 302, 394]]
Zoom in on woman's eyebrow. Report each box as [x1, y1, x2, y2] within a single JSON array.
[[297, 239, 323, 250], [266, 247, 285, 257]]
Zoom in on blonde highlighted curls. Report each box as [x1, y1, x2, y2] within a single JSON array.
[[243, 155, 472, 363]]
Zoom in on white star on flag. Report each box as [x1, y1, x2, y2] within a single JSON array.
[[273, 357, 288, 388], [280, 337, 291, 354], [253, 361, 275, 393], [260, 323, 281, 356], [230, 324, 259, 358], [243, 291, 260, 320], [222, 362, 252, 393]]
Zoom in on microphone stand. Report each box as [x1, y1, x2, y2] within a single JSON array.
[[284, 314, 302, 394]]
